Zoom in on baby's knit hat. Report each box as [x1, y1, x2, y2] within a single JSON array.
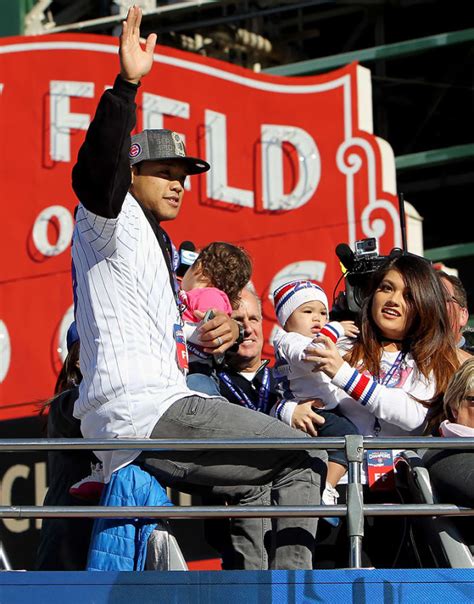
[[272, 280, 329, 327]]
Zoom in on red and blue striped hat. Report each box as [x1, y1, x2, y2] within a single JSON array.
[[272, 280, 329, 327]]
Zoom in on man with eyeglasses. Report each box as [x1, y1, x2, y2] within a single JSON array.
[[437, 271, 473, 358]]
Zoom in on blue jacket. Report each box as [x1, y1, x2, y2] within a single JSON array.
[[87, 464, 172, 571]]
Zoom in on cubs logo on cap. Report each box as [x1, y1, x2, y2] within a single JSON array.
[[129, 142, 142, 159]]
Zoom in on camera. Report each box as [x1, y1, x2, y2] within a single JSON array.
[[334, 238, 388, 317], [349, 238, 386, 285], [354, 237, 378, 259], [332, 193, 417, 318]]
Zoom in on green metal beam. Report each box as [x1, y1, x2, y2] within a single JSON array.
[[425, 243, 474, 327], [0, 0, 35, 37], [395, 144, 474, 171], [263, 28, 474, 76], [424, 243, 474, 262]]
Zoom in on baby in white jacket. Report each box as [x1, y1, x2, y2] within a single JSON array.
[[271, 279, 359, 518]]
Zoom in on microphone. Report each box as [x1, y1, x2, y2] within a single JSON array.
[[177, 241, 199, 278], [335, 243, 355, 272]]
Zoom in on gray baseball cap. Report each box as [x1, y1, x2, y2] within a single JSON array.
[[129, 129, 210, 174]]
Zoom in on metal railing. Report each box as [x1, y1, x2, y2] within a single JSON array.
[[1, 435, 473, 569]]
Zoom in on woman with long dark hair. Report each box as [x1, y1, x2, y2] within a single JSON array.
[[305, 253, 460, 436], [302, 253, 461, 568]]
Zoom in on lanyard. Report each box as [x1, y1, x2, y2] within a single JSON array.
[[159, 230, 188, 318], [373, 351, 407, 435], [160, 230, 180, 296], [218, 366, 271, 412], [378, 351, 406, 386], [187, 341, 208, 360], [177, 288, 190, 318], [137, 202, 182, 312]]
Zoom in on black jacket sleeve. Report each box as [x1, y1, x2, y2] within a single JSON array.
[[72, 75, 139, 218], [47, 387, 81, 438]]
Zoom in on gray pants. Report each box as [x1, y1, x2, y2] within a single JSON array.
[[136, 395, 327, 570]]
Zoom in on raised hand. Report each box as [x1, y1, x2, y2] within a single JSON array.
[[119, 6, 157, 84]]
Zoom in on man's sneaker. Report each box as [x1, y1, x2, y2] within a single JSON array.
[[69, 462, 105, 501], [321, 484, 340, 527]]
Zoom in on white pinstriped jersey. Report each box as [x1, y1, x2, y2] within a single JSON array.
[[72, 192, 193, 481]]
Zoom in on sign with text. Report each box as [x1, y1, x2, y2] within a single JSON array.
[[0, 34, 400, 420]]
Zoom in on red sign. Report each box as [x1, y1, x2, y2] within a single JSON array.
[[367, 449, 396, 491], [0, 34, 400, 420]]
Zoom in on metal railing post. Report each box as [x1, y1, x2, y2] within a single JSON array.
[[345, 434, 365, 568]]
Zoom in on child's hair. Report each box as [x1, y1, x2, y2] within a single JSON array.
[[196, 241, 252, 309]]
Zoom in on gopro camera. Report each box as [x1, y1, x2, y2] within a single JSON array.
[[354, 237, 379, 259]]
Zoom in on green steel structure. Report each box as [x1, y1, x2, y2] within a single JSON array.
[[0, 0, 35, 36], [264, 28, 474, 77]]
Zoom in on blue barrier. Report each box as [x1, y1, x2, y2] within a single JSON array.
[[1, 569, 473, 603]]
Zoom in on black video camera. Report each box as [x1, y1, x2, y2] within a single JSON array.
[[333, 237, 388, 318], [332, 193, 416, 319]]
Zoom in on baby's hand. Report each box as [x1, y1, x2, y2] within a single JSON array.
[[291, 400, 326, 436], [340, 320, 359, 338]]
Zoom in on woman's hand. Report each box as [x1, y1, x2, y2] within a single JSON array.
[[304, 335, 345, 378], [291, 400, 326, 436]]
